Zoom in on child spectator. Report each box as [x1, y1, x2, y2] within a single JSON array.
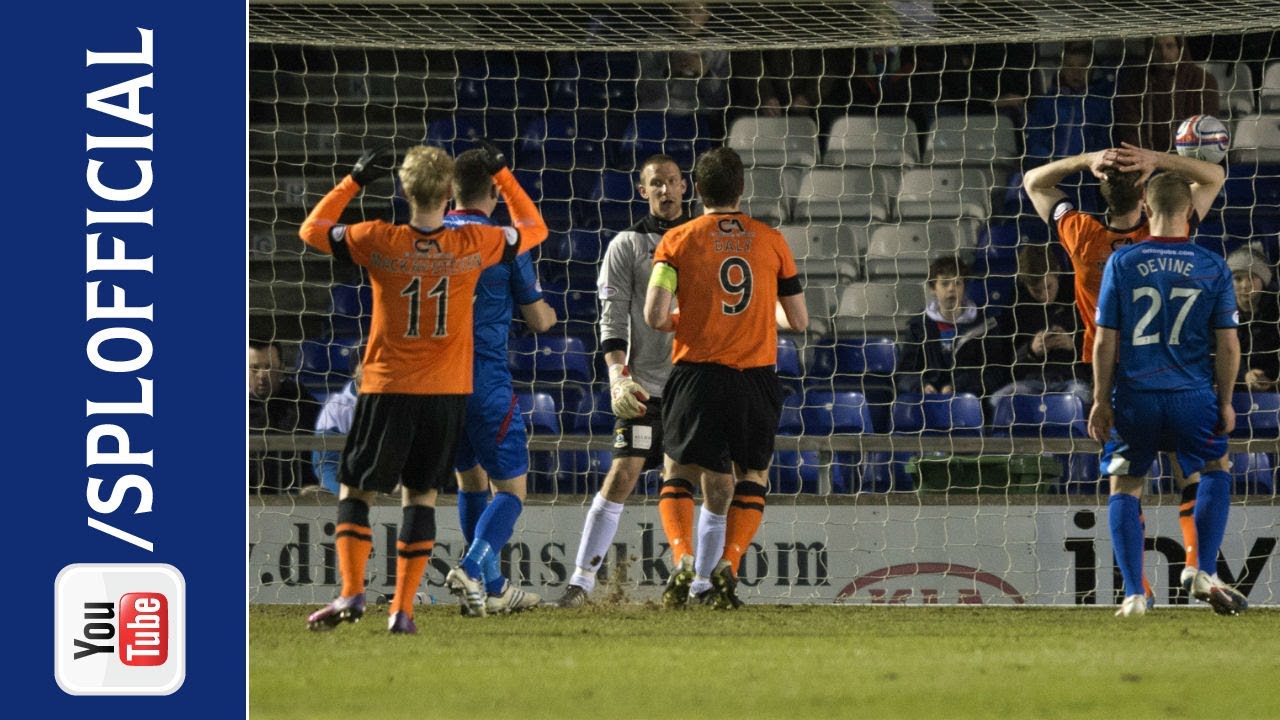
[[1227, 243, 1280, 392], [897, 257, 1002, 397]]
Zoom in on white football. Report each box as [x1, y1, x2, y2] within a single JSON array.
[[1175, 114, 1230, 164]]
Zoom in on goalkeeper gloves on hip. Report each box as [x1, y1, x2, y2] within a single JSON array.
[[608, 364, 650, 419]]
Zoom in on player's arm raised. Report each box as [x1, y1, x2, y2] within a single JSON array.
[[479, 141, 549, 254], [1022, 150, 1109, 224], [1111, 142, 1226, 221], [299, 146, 393, 254]]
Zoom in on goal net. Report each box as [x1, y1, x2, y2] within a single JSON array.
[[248, 0, 1280, 607]]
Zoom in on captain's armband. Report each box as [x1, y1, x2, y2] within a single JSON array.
[[649, 262, 678, 293]]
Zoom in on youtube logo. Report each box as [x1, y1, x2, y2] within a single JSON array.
[[55, 564, 185, 695]]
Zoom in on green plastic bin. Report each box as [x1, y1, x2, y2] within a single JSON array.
[[906, 453, 1062, 493]]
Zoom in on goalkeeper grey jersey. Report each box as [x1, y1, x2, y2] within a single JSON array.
[[596, 213, 689, 397]]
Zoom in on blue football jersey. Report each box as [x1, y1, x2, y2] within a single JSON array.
[[1095, 239, 1238, 392], [443, 210, 543, 369]]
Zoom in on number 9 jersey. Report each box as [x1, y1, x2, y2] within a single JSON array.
[[652, 212, 801, 370], [1095, 238, 1238, 392]]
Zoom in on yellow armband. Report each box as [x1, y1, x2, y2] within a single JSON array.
[[649, 262, 678, 293]]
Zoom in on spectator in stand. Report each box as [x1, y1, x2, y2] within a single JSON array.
[[931, 41, 1036, 124], [636, 2, 730, 133], [1024, 41, 1116, 168], [311, 347, 362, 495], [896, 257, 1002, 398], [748, 48, 823, 118], [813, 45, 937, 135], [987, 245, 1091, 411], [249, 340, 319, 494], [1227, 243, 1280, 393], [1114, 34, 1219, 153]]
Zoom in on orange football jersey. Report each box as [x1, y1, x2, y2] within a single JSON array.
[[300, 171, 546, 394], [654, 212, 799, 370]]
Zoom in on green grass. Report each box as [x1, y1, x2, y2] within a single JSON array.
[[250, 602, 1279, 720]]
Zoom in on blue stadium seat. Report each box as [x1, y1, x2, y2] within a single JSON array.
[[776, 393, 803, 436], [1219, 165, 1280, 218], [517, 112, 605, 171], [425, 113, 518, 158], [616, 111, 708, 170], [538, 267, 600, 338], [578, 169, 645, 230], [991, 392, 1095, 493], [550, 52, 639, 114], [512, 168, 575, 232], [453, 51, 549, 114], [799, 390, 873, 435], [776, 337, 803, 397], [1230, 452, 1275, 495], [508, 334, 595, 387], [328, 282, 371, 337], [573, 389, 617, 435], [516, 390, 560, 435], [890, 393, 984, 436], [807, 336, 897, 431], [797, 390, 877, 494], [808, 336, 897, 389], [1232, 392, 1280, 438], [541, 228, 606, 264], [297, 335, 362, 394], [770, 450, 823, 494]]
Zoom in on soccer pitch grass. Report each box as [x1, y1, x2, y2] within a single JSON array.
[[250, 603, 1279, 720]]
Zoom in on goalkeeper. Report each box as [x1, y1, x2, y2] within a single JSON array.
[[556, 155, 696, 608]]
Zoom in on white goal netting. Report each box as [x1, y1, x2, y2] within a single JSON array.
[[248, 1, 1280, 607]]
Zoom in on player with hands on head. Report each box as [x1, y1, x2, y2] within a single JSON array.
[[300, 142, 548, 634], [1024, 143, 1225, 605], [556, 155, 694, 609], [1087, 171, 1246, 618], [444, 144, 557, 617], [644, 146, 807, 610]]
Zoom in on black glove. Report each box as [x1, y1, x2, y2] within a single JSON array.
[[350, 145, 394, 187], [476, 140, 508, 174]]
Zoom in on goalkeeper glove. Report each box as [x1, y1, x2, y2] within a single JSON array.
[[350, 145, 394, 187], [476, 139, 509, 174], [608, 364, 650, 420]]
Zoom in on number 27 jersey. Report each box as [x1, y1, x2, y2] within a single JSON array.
[[1095, 238, 1237, 392], [654, 212, 800, 370]]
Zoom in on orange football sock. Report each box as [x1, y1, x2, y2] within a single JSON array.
[[393, 541, 434, 616], [1179, 482, 1200, 571], [658, 477, 695, 565], [336, 498, 373, 598], [724, 481, 766, 574], [391, 505, 437, 618]]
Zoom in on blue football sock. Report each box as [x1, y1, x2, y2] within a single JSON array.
[[1109, 494, 1145, 598], [461, 539, 493, 585], [1195, 470, 1232, 574], [466, 492, 523, 594], [458, 490, 490, 546]]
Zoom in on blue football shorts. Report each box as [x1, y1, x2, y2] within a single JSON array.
[[453, 376, 530, 481], [1098, 386, 1229, 479]]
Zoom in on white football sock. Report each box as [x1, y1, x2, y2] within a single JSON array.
[[694, 506, 727, 584], [568, 493, 624, 594]]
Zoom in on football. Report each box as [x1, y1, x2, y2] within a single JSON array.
[[1175, 114, 1230, 163]]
